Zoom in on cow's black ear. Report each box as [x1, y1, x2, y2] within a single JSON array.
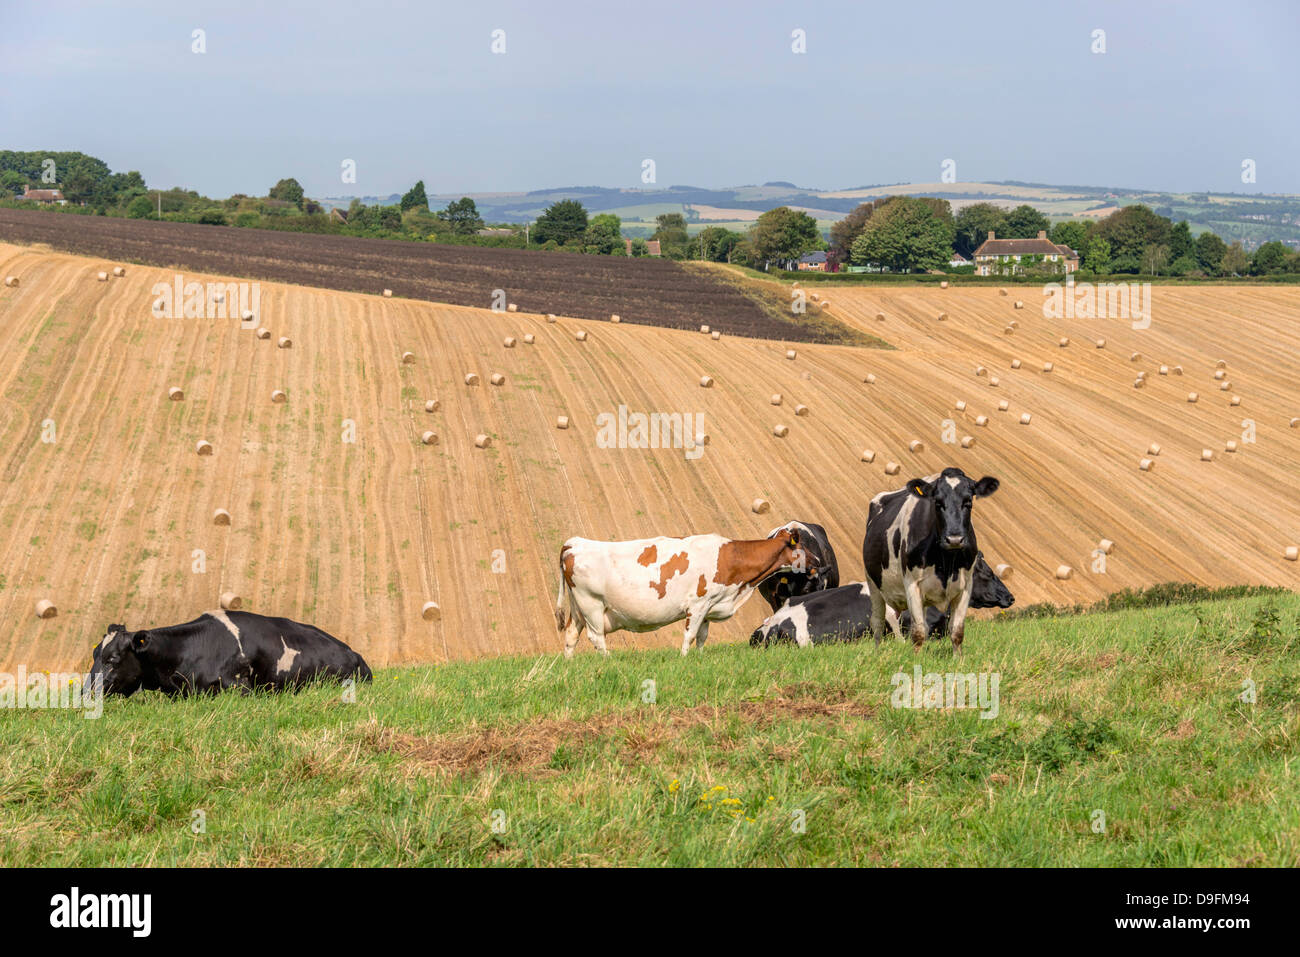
[[132, 631, 151, 652], [907, 478, 930, 498], [973, 476, 1000, 497], [788, 528, 800, 546]]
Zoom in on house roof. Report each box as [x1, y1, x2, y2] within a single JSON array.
[[22, 187, 64, 201], [799, 250, 827, 263], [973, 230, 1078, 259], [624, 239, 662, 255], [949, 252, 969, 262]]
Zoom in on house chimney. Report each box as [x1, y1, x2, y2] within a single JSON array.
[[987, 230, 995, 240], [1037, 230, 1047, 239]]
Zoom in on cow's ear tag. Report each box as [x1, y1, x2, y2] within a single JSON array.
[[912, 484, 925, 497]]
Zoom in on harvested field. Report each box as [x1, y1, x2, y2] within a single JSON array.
[[0, 209, 857, 343], [1, 241, 1298, 675]]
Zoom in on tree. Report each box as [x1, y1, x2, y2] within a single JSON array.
[[532, 199, 588, 245], [126, 195, 154, 219], [749, 206, 821, 267], [953, 203, 1008, 258], [652, 212, 690, 257], [437, 197, 483, 235], [1194, 231, 1227, 273], [1220, 242, 1249, 276], [697, 226, 744, 262], [1092, 205, 1172, 261], [400, 180, 429, 212], [268, 178, 305, 206], [1084, 236, 1111, 273], [830, 199, 892, 256], [629, 238, 649, 257], [1251, 241, 1291, 274], [1002, 204, 1050, 238], [850, 197, 954, 273], [1049, 220, 1090, 256], [584, 213, 624, 255], [1142, 243, 1170, 276], [1168, 220, 1193, 262]]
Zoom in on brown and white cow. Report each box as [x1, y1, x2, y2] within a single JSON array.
[[556, 531, 815, 656]]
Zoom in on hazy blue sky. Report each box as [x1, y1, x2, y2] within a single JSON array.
[[3, 0, 1296, 197]]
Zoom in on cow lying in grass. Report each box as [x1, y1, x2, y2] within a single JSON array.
[[89, 610, 372, 696], [557, 529, 818, 656], [750, 555, 1013, 648]]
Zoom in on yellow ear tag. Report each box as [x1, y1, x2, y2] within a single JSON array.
[[913, 484, 924, 496]]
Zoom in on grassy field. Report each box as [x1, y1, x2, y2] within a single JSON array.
[[2, 590, 1296, 866]]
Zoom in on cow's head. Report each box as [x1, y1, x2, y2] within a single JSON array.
[[907, 468, 999, 550], [971, 554, 1015, 609], [88, 624, 145, 696], [777, 528, 820, 578]]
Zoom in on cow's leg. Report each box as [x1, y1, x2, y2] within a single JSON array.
[[681, 613, 702, 656], [562, 616, 584, 659], [570, 596, 608, 656], [947, 581, 975, 658], [868, 588, 887, 646], [903, 574, 928, 652], [693, 619, 712, 651], [884, 606, 906, 642]]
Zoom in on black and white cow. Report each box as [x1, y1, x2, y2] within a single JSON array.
[[88, 610, 372, 696], [862, 468, 1000, 654], [750, 554, 1013, 648], [756, 520, 840, 612]]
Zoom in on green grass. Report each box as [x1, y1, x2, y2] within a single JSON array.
[[1, 592, 1296, 866]]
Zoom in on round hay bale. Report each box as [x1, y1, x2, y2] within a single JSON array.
[[1139, 458, 1155, 471], [695, 433, 710, 447], [937, 312, 948, 321], [975, 415, 990, 427], [490, 373, 506, 386], [1187, 392, 1199, 403], [976, 365, 988, 377], [422, 601, 441, 621], [523, 333, 535, 345], [1225, 440, 1238, 453], [3, 276, 18, 287], [507, 303, 518, 313], [989, 376, 1000, 387], [1285, 546, 1298, 562], [421, 431, 438, 446], [940, 281, 949, 289], [860, 449, 876, 463], [241, 310, 255, 323], [556, 416, 570, 430], [401, 351, 415, 364], [168, 386, 184, 401], [1059, 337, 1070, 348], [810, 292, 820, 302], [909, 439, 924, 453], [884, 461, 901, 476], [786, 349, 797, 360], [1290, 417, 1299, 428], [1159, 365, 1169, 375], [464, 373, 480, 386], [863, 373, 877, 385], [1014, 300, 1024, 309], [1009, 320, 1019, 329], [1214, 369, 1226, 381], [751, 498, 770, 515], [960, 435, 975, 449], [1172, 366, 1183, 375], [1230, 395, 1242, 406], [995, 563, 1012, 578], [1095, 339, 1106, 349], [112, 266, 125, 277], [475, 434, 492, 449], [1019, 413, 1032, 425], [1201, 449, 1214, 461], [35, 599, 57, 619], [1130, 352, 1141, 362], [504, 336, 517, 348], [270, 389, 287, 404], [575, 330, 588, 342], [1216, 359, 1227, 369], [773, 424, 789, 438], [794, 404, 809, 417], [819, 298, 831, 308], [1147, 443, 1161, 456], [700, 324, 710, 334], [1134, 378, 1145, 389], [699, 375, 715, 389], [546, 314, 557, 323], [1098, 539, 1115, 555], [609, 314, 620, 323], [213, 508, 231, 526], [220, 591, 241, 611], [1219, 381, 1231, 392], [383, 289, 393, 298], [711, 330, 721, 340], [875, 312, 886, 321], [999, 288, 1008, 296], [955, 400, 967, 412], [96, 271, 108, 282], [1055, 565, 1073, 580], [997, 400, 1009, 412], [196, 440, 213, 456], [1042, 362, 1053, 373], [278, 336, 292, 349], [1010, 359, 1022, 370], [770, 394, 782, 406], [1004, 326, 1015, 336], [425, 399, 440, 413]]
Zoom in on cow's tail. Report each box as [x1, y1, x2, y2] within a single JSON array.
[[555, 543, 574, 631]]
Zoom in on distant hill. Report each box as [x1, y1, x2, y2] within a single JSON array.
[[317, 181, 1300, 250]]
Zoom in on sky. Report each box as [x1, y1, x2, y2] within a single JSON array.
[[2, 0, 1297, 198]]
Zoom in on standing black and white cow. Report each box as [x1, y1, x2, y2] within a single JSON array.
[[862, 468, 1000, 654], [756, 520, 840, 612], [88, 610, 372, 696], [750, 554, 1013, 648]]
